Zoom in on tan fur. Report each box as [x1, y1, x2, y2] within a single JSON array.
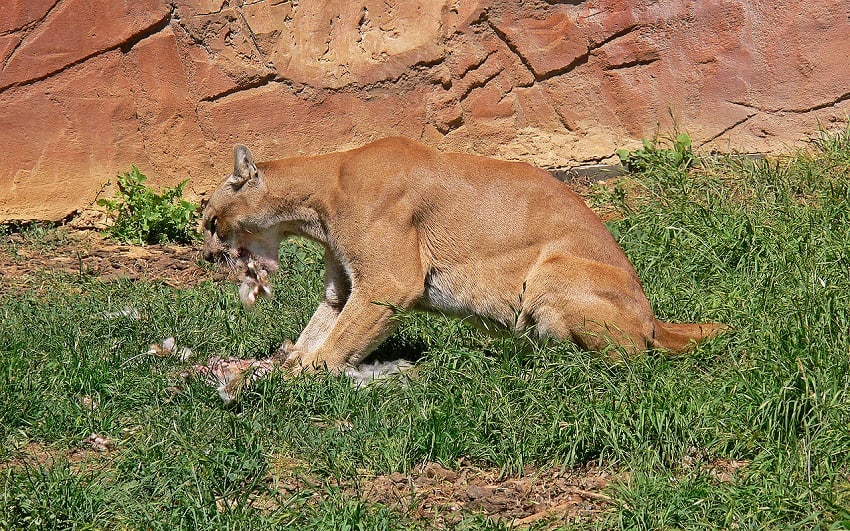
[[202, 137, 725, 371]]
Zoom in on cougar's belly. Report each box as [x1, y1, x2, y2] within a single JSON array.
[[417, 266, 519, 333]]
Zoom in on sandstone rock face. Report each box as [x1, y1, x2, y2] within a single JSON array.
[[1, 0, 848, 221]]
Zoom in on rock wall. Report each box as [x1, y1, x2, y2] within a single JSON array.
[[1, 0, 848, 221]]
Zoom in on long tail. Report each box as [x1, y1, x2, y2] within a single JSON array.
[[652, 319, 728, 353]]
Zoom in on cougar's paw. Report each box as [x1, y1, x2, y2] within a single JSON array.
[[271, 341, 304, 375], [277, 347, 308, 374], [280, 349, 346, 375], [275, 340, 297, 357]]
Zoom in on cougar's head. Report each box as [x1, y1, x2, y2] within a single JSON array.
[[202, 144, 281, 278]]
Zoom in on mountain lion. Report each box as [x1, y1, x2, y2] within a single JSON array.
[[202, 137, 725, 372]]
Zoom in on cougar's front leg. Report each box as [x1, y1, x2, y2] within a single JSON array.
[[288, 253, 350, 353], [282, 229, 426, 373], [283, 276, 421, 373]]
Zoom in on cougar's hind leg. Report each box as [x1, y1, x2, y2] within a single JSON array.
[[522, 254, 657, 356]]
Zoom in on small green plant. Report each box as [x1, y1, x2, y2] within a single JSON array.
[[617, 132, 699, 173], [97, 166, 199, 245]]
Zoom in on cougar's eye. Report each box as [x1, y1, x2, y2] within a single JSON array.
[[208, 216, 218, 235]]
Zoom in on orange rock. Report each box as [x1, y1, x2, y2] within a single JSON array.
[[1, 0, 849, 221], [1, 0, 170, 89]]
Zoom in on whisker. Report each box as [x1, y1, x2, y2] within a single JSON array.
[[223, 252, 240, 274]]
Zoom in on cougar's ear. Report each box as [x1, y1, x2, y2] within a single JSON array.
[[228, 144, 259, 189]]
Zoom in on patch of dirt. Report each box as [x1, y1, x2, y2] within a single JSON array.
[[269, 457, 616, 529], [363, 461, 614, 528], [0, 229, 225, 289], [0, 440, 116, 475], [701, 458, 749, 483], [0, 442, 55, 472]]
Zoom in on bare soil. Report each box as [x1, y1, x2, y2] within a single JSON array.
[[0, 229, 224, 289], [352, 461, 614, 528], [267, 456, 616, 528]]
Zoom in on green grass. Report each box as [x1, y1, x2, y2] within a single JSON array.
[[2, 129, 850, 529]]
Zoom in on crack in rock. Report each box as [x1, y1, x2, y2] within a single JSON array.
[[1, 0, 63, 70], [1, 7, 175, 91], [200, 73, 278, 103], [485, 18, 538, 84], [726, 92, 850, 114], [602, 57, 659, 70], [536, 24, 642, 82], [700, 112, 759, 145]]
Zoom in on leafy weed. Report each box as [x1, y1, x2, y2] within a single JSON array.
[[97, 166, 199, 245]]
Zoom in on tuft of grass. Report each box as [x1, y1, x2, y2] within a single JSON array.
[[97, 165, 200, 245], [616, 132, 699, 174], [2, 127, 850, 528]]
